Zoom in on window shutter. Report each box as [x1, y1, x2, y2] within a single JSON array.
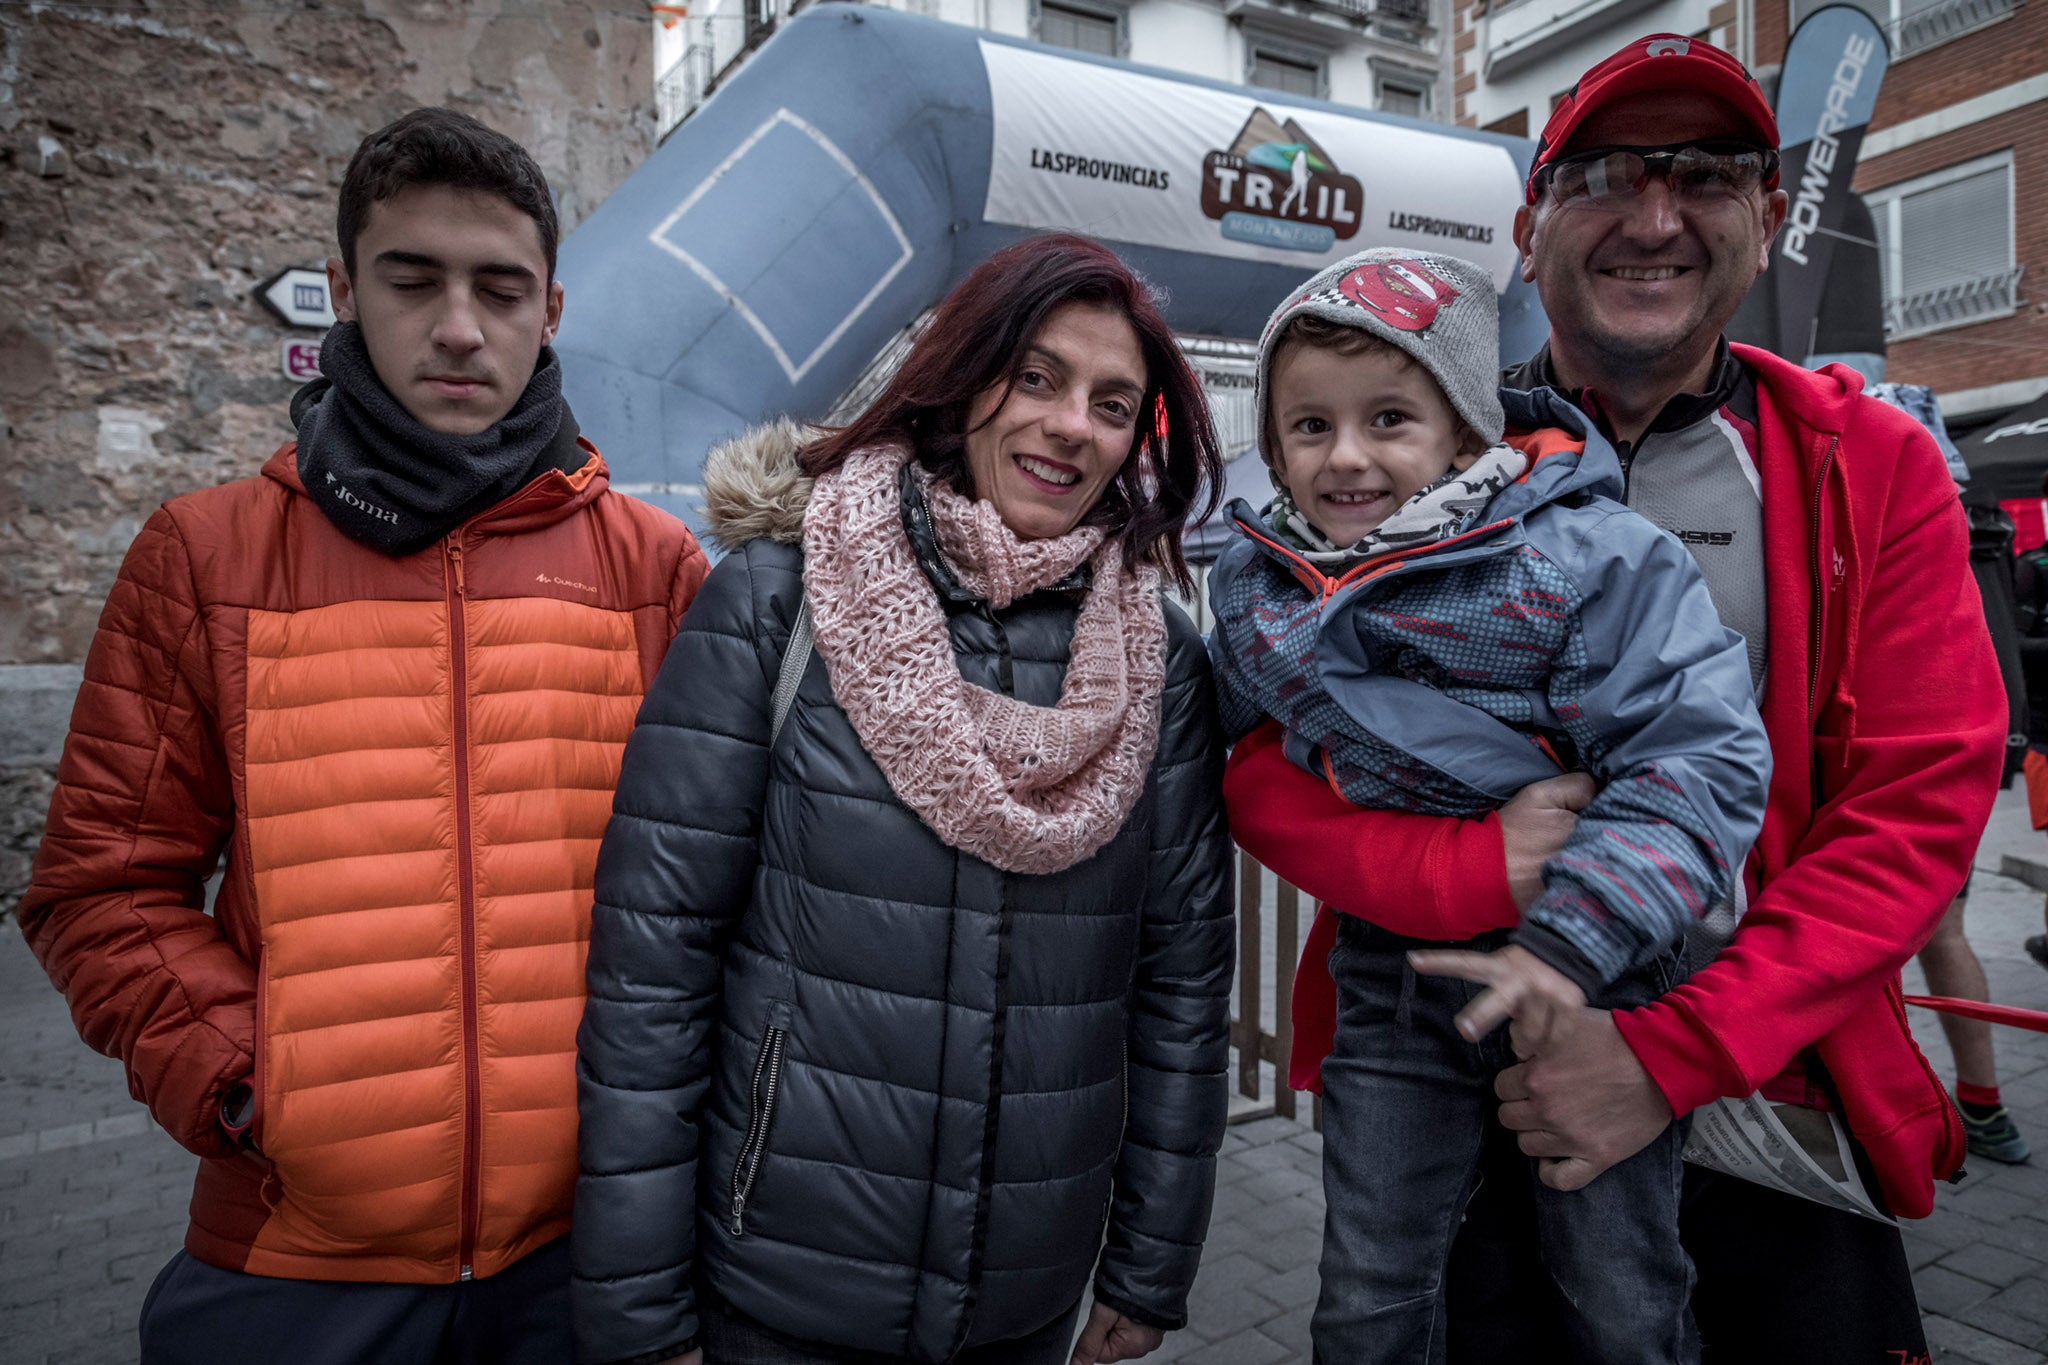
[[1791, 0, 1888, 31], [1898, 164, 2011, 296], [1040, 3, 1118, 55]]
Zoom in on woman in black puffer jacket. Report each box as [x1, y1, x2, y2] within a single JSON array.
[[574, 235, 1234, 1365]]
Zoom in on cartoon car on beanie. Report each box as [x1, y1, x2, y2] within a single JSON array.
[[1338, 259, 1458, 332]]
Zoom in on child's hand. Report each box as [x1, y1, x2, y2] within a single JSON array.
[[1498, 773, 1596, 910], [1407, 944, 1586, 1050]]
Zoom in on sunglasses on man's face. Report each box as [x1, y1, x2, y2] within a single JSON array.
[[1537, 141, 1779, 209]]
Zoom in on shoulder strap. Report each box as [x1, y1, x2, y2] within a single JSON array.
[[769, 596, 813, 748]]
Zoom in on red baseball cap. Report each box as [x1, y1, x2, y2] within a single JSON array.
[[1526, 33, 1780, 203]]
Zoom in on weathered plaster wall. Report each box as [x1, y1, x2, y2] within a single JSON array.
[[0, 1, 658, 908]]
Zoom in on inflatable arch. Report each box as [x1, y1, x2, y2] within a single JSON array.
[[555, 5, 1542, 530]]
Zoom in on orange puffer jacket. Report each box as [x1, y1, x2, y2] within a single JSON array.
[[19, 441, 707, 1284]]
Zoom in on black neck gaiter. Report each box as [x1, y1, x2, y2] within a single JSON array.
[[291, 321, 582, 556]]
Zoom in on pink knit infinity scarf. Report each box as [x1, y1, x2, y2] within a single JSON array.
[[801, 445, 1167, 874]]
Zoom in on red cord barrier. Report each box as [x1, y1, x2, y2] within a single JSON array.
[[1904, 995, 2048, 1032]]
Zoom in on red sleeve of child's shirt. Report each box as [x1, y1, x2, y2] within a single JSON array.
[[1222, 721, 1520, 940]]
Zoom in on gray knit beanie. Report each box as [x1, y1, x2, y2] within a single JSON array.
[[1254, 249, 1506, 464]]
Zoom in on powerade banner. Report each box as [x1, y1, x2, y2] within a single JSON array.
[[980, 41, 1524, 288], [1773, 5, 1889, 361]]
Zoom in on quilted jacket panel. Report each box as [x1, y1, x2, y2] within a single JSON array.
[[19, 441, 706, 1284]]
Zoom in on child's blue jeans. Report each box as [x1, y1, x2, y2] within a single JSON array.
[[1312, 915, 1697, 1365]]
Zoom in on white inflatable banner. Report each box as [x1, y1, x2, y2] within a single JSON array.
[[980, 41, 1523, 287]]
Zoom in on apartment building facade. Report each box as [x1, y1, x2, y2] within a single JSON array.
[[653, 0, 1453, 139], [1449, 0, 2044, 430]]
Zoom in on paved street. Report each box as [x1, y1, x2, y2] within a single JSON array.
[[12, 786, 2048, 1363]]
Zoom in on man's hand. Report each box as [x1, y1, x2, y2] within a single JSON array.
[[1493, 1007, 1675, 1192], [1069, 1302, 1165, 1365], [1407, 944, 1587, 1048], [1497, 773, 1596, 911]]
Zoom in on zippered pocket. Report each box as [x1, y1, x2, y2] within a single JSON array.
[[730, 1001, 791, 1237], [250, 951, 269, 1150]]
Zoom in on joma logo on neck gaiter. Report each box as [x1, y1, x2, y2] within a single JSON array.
[[325, 472, 400, 525]]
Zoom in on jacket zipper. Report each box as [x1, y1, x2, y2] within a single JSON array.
[[1235, 515, 1516, 604], [447, 537, 483, 1281], [250, 950, 268, 1148], [730, 1023, 788, 1235], [1807, 438, 1838, 726], [1118, 1036, 1130, 1150]]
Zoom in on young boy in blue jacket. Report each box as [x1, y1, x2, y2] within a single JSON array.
[[1208, 247, 1771, 1365]]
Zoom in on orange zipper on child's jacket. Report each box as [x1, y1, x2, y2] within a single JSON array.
[[1234, 515, 1516, 602]]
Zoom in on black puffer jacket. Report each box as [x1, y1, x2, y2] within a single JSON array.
[[573, 426, 1234, 1365]]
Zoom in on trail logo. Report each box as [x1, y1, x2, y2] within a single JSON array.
[[1337, 259, 1458, 332], [1200, 108, 1363, 253]]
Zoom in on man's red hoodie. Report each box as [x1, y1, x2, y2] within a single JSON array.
[[1227, 346, 2006, 1220]]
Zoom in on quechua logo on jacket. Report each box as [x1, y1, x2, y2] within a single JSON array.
[[1200, 108, 1364, 253]]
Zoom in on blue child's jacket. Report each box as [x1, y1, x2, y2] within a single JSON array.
[[1208, 386, 1772, 988]]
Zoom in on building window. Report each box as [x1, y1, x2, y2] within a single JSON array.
[[1377, 76, 1428, 117], [1482, 108, 1528, 137], [1037, 1, 1120, 55], [1250, 51, 1322, 97], [1867, 152, 2021, 339], [1789, 0, 2018, 57]]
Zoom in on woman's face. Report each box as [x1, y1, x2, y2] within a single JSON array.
[[962, 301, 1147, 541]]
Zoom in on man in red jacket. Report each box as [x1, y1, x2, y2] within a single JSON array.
[[17, 109, 705, 1364], [1227, 33, 2004, 1363]]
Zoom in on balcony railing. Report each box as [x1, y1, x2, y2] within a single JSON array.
[[1231, 852, 1322, 1128], [1896, 0, 2020, 55], [1375, 0, 1435, 29], [1885, 265, 2025, 339], [656, 38, 730, 135]]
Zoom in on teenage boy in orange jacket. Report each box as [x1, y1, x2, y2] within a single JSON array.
[[18, 109, 706, 1364]]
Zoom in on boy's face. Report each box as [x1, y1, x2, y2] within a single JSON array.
[[327, 183, 563, 436], [1270, 342, 1477, 547]]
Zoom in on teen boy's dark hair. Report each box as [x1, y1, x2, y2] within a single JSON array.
[[336, 107, 559, 278]]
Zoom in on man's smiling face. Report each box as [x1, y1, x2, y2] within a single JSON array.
[[1514, 90, 1788, 374], [327, 182, 563, 436]]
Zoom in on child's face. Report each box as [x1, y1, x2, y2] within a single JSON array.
[[1270, 342, 1479, 547]]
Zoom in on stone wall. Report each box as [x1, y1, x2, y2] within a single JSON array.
[[0, 1, 659, 909]]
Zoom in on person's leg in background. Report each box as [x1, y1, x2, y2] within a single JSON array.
[[2022, 750, 2048, 972], [1920, 877, 2029, 1163]]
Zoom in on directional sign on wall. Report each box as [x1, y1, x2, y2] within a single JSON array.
[[281, 338, 322, 382], [256, 267, 336, 329]]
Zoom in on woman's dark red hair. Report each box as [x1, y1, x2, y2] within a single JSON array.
[[800, 233, 1222, 594]]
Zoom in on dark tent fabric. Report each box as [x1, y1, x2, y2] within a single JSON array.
[[1813, 193, 1888, 359], [1961, 391, 2048, 502], [2015, 531, 2048, 750], [1727, 190, 1888, 363], [1961, 485, 2028, 778]]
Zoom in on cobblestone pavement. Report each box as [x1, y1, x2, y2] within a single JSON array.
[[12, 788, 2048, 1363]]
